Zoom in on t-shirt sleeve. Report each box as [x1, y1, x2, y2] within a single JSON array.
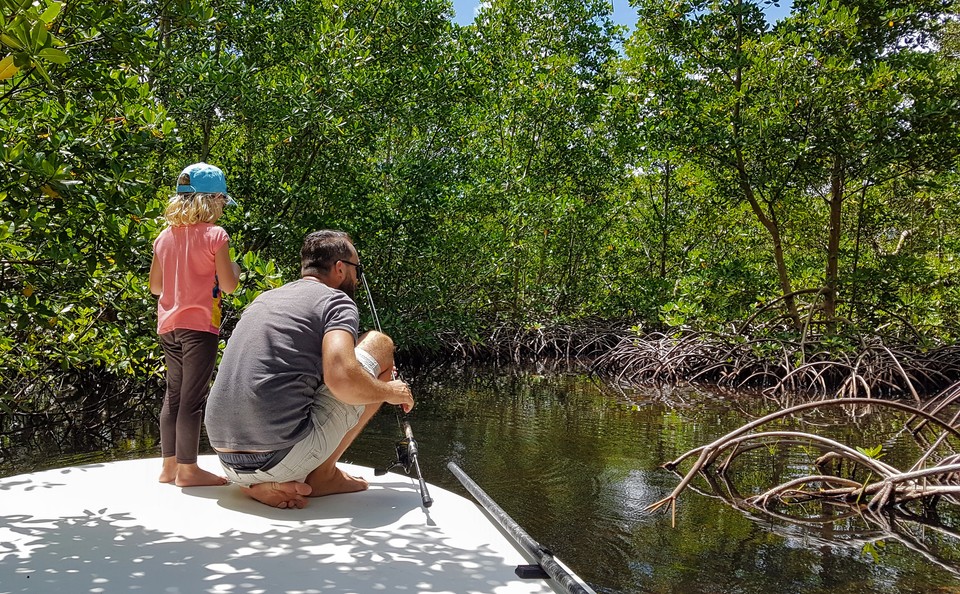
[[208, 225, 230, 254], [153, 227, 168, 252], [321, 291, 360, 342]]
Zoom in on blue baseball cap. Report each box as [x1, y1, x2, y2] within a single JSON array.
[[176, 162, 236, 206]]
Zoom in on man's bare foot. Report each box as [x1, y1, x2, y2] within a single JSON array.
[[158, 457, 178, 483], [174, 463, 229, 487], [308, 466, 369, 498], [244, 481, 313, 509]]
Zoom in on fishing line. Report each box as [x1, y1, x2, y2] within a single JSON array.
[[359, 269, 433, 508]]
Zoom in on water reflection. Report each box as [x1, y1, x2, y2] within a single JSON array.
[[3, 365, 960, 593]]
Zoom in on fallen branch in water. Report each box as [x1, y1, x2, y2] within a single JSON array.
[[647, 394, 960, 524]]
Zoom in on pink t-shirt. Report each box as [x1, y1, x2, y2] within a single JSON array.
[[153, 223, 230, 335]]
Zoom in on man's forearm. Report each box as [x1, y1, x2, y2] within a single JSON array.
[[325, 364, 396, 406]]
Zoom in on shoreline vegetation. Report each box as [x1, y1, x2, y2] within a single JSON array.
[[5, 315, 958, 422], [592, 328, 960, 400], [2, 0, 959, 525]]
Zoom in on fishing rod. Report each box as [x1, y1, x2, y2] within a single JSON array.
[[447, 462, 594, 594], [360, 269, 433, 508]]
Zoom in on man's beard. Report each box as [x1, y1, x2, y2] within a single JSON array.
[[340, 277, 357, 300]]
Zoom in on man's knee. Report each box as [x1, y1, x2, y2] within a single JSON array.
[[358, 329, 392, 347], [358, 331, 394, 358], [357, 331, 394, 378]]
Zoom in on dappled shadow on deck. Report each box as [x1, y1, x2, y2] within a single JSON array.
[[0, 458, 547, 594]]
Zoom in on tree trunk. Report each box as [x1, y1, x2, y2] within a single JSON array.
[[730, 0, 799, 329], [850, 181, 868, 311], [661, 161, 671, 279], [736, 167, 801, 329], [824, 155, 844, 330]]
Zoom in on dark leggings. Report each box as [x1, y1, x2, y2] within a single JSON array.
[[159, 329, 219, 464]]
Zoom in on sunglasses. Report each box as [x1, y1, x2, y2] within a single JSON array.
[[338, 259, 364, 277]]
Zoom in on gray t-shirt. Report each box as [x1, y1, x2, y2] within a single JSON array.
[[205, 278, 360, 451]]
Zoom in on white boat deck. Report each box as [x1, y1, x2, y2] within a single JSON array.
[[0, 455, 580, 593]]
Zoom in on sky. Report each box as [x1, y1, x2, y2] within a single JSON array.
[[448, 0, 794, 29]]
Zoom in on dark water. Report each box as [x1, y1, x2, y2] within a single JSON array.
[[4, 365, 960, 594]]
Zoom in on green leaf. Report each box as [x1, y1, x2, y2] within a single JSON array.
[[38, 47, 68, 64], [32, 60, 52, 85], [38, 2, 63, 23], [856, 444, 883, 459], [30, 20, 49, 47], [0, 33, 23, 50], [0, 54, 18, 80]]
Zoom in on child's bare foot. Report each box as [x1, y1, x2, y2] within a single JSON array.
[[158, 456, 178, 483], [308, 466, 369, 498], [174, 463, 229, 487], [244, 481, 313, 508]]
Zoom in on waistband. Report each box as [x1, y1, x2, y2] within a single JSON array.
[[218, 446, 294, 474]]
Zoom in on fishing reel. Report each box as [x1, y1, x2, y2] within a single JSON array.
[[375, 435, 414, 476], [374, 419, 433, 507]]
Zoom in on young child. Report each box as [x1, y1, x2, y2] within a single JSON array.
[[149, 162, 241, 486]]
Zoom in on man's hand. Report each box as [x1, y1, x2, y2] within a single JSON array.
[[387, 379, 415, 413]]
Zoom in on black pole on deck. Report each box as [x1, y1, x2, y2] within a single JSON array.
[[447, 462, 592, 594]]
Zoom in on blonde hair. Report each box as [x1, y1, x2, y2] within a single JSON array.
[[163, 192, 225, 226]]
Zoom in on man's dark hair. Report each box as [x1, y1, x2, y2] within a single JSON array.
[[301, 230, 354, 277]]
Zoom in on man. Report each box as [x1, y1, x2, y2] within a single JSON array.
[[204, 230, 414, 509]]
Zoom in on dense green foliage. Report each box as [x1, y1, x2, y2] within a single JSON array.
[[2, 0, 958, 405]]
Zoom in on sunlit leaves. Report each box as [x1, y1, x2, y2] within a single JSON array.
[[0, 53, 16, 79], [0, 0, 173, 406], [0, 0, 69, 85], [621, 0, 960, 334], [452, 0, 625, 322], [3, 0, 960, 413], [855, 443, 884, 459]]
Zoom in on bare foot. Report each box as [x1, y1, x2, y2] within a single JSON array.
[[174, 463, 229, 487], [244, 481, 313, 509], [158, 456, 178, 483], [308, 466, 369, 498]]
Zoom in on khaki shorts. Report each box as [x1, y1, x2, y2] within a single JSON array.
[[220, 348, 380, 486]]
